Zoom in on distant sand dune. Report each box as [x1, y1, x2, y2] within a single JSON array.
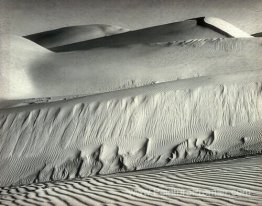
[[45, 17, 252, 52], [0, 155, 261, 205], [49, 17, 229, 52], [25, 24, 129, 49]]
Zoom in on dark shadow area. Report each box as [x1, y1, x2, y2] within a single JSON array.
[[252, 32, 262, 37]]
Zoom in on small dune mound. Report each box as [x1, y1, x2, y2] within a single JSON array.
[[24, 24, 129, 49]]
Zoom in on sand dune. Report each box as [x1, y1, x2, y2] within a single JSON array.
[[1, 1, 262, 204], [0, 155, 261, 205], [25, 24, 129, 49], [49, 17, 250, 52], [1, 36, 262, 107], [0, 69, 262, 187]]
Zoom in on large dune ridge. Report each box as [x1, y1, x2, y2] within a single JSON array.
[[0, 68, 262, 187], [0, 155, 261, 205]]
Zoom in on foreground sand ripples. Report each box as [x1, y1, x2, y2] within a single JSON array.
[[1, 155, 262, 206]]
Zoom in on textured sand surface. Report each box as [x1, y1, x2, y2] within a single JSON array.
[[0, 69, 262, 187], [1, 155, 261, 206]]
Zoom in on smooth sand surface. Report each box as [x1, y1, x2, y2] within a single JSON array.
[[1, 36, 261, 106], [1, 155, 261, 205]]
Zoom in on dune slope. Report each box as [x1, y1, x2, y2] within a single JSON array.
[[1, 37, 262, 106]]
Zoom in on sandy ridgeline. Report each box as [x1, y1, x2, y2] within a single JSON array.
[[0, 16, 262, 195]]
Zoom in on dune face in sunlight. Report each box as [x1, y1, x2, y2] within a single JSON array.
[[0, 4, 262, 204], [0, 69, 262, 186]]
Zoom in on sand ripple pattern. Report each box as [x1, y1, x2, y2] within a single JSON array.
[[0, 155, 262, 206]]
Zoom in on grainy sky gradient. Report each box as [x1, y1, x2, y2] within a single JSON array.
[[1, 0, 262, 35]]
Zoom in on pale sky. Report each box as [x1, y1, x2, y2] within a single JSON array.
[[1, 0, 262, 36]]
